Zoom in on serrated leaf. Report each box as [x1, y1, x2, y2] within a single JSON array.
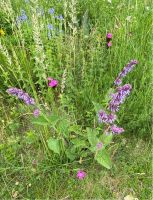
[[95, 149, 112, 169], [47, 138, 61, 155]]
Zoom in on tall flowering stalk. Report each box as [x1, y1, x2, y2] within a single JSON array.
[[6, 87, 35, 105], [98, 60, 138, 134]]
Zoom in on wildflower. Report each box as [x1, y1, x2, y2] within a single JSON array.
[[77, 170, 86, 180], [107, 113, 117, 123], [98, 110, 108, 123], [111, 124, 124, 134], [0, 29, 5, 36], [48, 77, 58, 88], [33, 109, 40, 117], [98, 110, 116, 124], [107, 41, 112, 47], [109, 84, 132, 112], [6, 87, 35, 105], [58, 14, 64, 20], [49, 8, 55, 15], [106, 33, 112, 39], [97, 142, 103, 150], [114, 60, 138, 85], [16, 10, 28, 26], [48, 24, 53, 30]]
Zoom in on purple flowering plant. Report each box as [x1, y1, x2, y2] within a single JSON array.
[[30, 60, 138, 170], [6, 60, 137, 170]]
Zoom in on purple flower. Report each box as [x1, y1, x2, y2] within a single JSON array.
[[48, 24, 53, 30], [114, 60, 138, 86], [58, 14, 64, 20], [98, 110, 117, 124], [98, 110, 108, 123], [6, 87, 35, 105], [48, 77, 58, 88], [77, 170, 86, 180], [49, 8, 55, 15], [111, 124, 124, 134], [107, 41, 112, 47], [114, 78, 122, 86], [106, 33, 112, 39], [97, 142, 103, 150], [107, 113, 117, 123], [33, 109, 40, 118], [109, 84, 132, 112]]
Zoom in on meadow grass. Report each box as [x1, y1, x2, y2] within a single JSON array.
[[0, 0, 152, 199]]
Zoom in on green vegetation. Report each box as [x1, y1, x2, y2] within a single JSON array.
[[0, 0, 152, 199]]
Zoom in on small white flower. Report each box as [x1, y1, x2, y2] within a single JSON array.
[[107, 0, 112, 3]]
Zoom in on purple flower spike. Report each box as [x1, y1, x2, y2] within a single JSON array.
[[109, 84, 132, 112], [114, 60, 138, 86], [114, 78, 122, 86], [98, 110, 108, 123], [107, 113, 117, 123], [111, 124, 124, 134], [6, 87, 35, 105], [77, 170, 86, 180]]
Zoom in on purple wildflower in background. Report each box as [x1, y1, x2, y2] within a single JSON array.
[[48, 24, 53, 30], [111, 124, 124, 134], [58, 14, 64, 20], [48, 77, 58, 88], [49, 8, 55, 15], [114, 60, 138, 85], [16, 10, 28, 26], [109, 84, 132, 112], [107, 41, 112, 47], [33, 109, 40, 118], [77, 170, 86, 180], [6, 88, 35, 105], [106, 33, 112, 39], [97, 142, 103, 150]]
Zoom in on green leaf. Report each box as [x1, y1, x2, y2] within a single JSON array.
[[32, 115, 49, 126], [92, 101, 103, 113], [58, 120, 69, 137], [87, 128, 99, 151], [95, 149, 112, 169], [69, 125, 83, 136], [65, 147, 77, 161], [103, 133, 113, 145], [47, 138, 61, 155], [49, 114, 60, 127], [71, 138, 87, 148]]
